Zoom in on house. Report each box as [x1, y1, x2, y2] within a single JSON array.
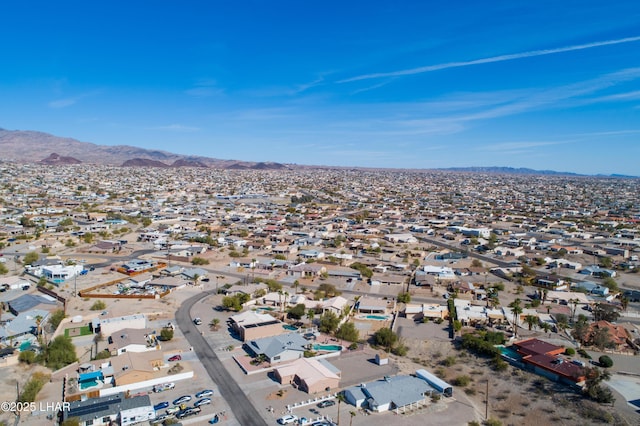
[[7, 293, 59, 316], [61, 392, 155, 426], [587, 321, 631, 350], [356, 297, 389, 314], [344, 375, 434, 413], [510, 338, 586, 385], [274, 357, 341, 393], [580, 265, 616, 278], [403, 304, 448, 321], [110, 351, 164, 386], [229, 310, 284, 341], [422, 265, 456, 280], [286, 263, 327, 279], [107, 328, 159, 356], [245, 332, 309, 364], [91, 314, 148, 336]]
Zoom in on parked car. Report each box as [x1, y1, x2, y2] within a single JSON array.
[[172, 395, 192, 406], [196, 389, 214, 398], [153, 401, 169, 411], [195, 398, 212, 407], [277, 414, 298, 425], [153, 383, 175, 393], [168, 354, 182, 362], [317, 400, 335, 408], [193, 317, 202, 325], [177, 407, 201, 419]]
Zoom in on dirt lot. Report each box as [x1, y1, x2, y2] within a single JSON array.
[[395, 317, 639, 426]]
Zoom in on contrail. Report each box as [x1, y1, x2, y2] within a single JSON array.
[[339, 36, 640, 83]]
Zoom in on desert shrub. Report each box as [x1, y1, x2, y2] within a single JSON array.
[[90, 300, 106, 311], [442, 356, 457, 366], [453, 375, 472, 387]]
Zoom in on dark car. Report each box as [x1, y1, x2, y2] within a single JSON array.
[[177, 407, 201, 419], [168, 354, 182, 362], [153, 401, 169, 411], [317, 400, 336, 408]]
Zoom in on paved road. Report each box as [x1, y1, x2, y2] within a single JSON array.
[[175, 290, 268, 426]]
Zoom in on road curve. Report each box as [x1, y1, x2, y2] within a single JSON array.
[[175, 290, 268, 426]]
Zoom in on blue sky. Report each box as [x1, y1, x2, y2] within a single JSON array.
[[1, 1, 639, 175]]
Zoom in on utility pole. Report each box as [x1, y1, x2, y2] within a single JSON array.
[[485, 378, 489, 420]]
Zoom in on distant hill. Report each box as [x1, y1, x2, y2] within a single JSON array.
[[39, 152, 82, 165], [437, 166, 583, 176], [0, 127, 636, 177], [0, 127, 288, 170]]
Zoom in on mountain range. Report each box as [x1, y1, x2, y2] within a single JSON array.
[[0, 127, 635, 177]]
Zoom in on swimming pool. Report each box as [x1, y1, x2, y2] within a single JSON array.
[[313, 344, 342, 352], [361, 315, 390, 321], [80, 379, 99, 390], [497, 345, 522, 361], [283, 324, 298, 331]]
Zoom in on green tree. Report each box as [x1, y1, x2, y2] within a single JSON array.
[[191, 257, 210, 265], [160, 328, 174, 341], [288, 303, 306, 320], [319, 311, 340, 334], [600, 257, 613, 269], [44, 336, 78, 370], [83, 232, 95, 244], [335, 321, 359, 343], [0, 262, 8, 274], [318, 283, 339, 297], [572, 315, 590, 344], [222, 296, 240, 311], [601, 277, 619, 292], [524, 315, 538, 331], [336, 393, 346, 426], [593, 303, 620, 322], [396, 292, 411, 303], [509, 298, 523, 338], [49, 309, 66, 330], [373, 327, 398, 352], [19, 350, 36, 364], [599, 355, 613, 368], [23, 251, 40, 265], [18, 372, 49, 402]]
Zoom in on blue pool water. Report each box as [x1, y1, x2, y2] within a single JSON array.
[[283, 324, 298, 331], [80, 379, 98, 389], [365, 315, 389, 320], [313, 344, 342, 352]]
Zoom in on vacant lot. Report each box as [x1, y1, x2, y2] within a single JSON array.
[[396, 317, 637, 425]]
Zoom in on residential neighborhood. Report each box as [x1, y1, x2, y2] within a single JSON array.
[[0, 163, 639, 426]]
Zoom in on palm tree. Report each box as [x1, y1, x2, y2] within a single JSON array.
[[349, 410, 356, 426], [570, 298, 579, 323], [524, 315, 538, 331], [509, 298, 523, 338], [306, 309, 315, 325], [541, 322, 551, 334], [620, 296, 629, 312], [336, 393, 346, 425], [542, 289, 548, 304], [209, 318, 220, 331]]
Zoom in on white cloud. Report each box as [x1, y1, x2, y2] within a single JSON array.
[[339, 36, 640, 83]]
